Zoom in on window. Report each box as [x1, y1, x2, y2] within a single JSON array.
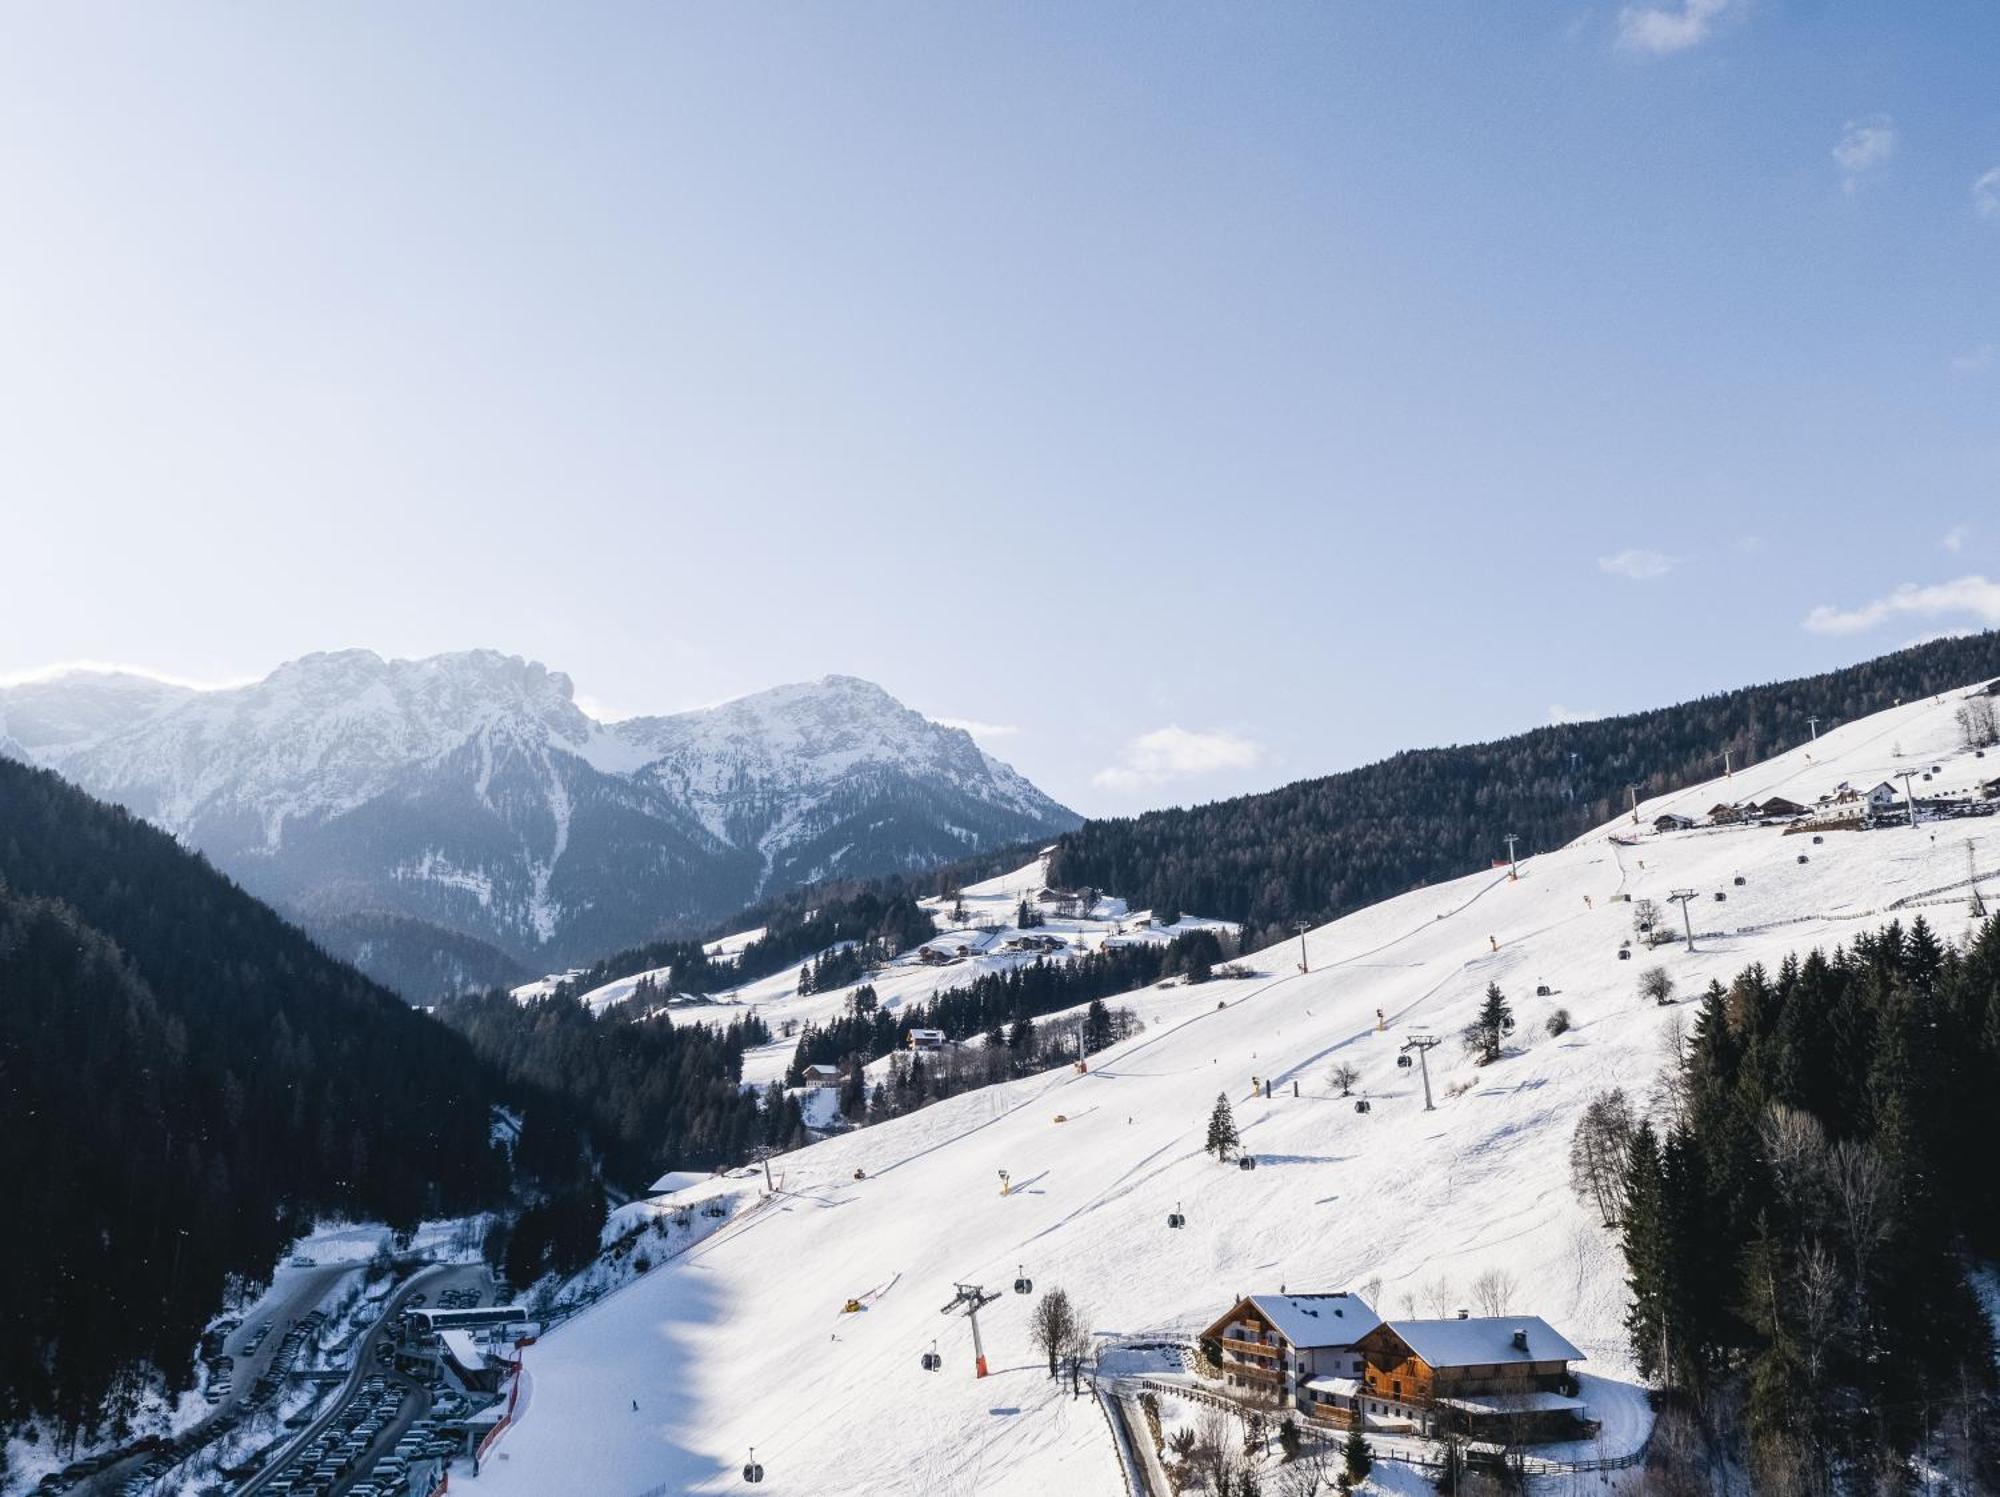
[[1391, 1380, 1402, 1398]]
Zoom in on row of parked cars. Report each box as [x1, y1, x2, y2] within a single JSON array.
[[265, 1375, 406, 1496]]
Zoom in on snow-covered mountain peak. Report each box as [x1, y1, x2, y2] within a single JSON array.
[[0, 652, 1077, 981]]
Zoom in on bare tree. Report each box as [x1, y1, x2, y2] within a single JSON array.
[[1568, 1088, 1636, 1226], [1421, 1273, 1457, 1318], [1794, 1238, 1844, 1393], [1328, 1062, 1360, 1096], [1757, 1103, 1828, 1216], [1639, 965, 1676, 1006], [1470, 1267, 1518, 1318], [1030, 1287, 1078, 1380], [1361, 1274, 1384, 1312], [1192, 1405, 1246, 1495], [1956, 697, 1998, 749], [1827, 1139, 1894, 1286]]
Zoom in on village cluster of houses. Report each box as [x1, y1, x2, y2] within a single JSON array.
[[1200, 1292, 1592, 1446], [1653, 771, 2000, 836]]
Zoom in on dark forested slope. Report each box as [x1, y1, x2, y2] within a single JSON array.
[[0, 757, 510, 1439], [1050, 633, 2000, 943]]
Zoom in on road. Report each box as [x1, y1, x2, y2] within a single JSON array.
[[236, 1261, 491, 1497], [78, 1261, 359, 1496]]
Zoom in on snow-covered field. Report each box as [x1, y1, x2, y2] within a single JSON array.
[[537, 855, 1235, 1089], [462, 684, 2000, 1497]]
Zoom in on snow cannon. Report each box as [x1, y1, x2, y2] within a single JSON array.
[[843, 1298, 863, 1314]]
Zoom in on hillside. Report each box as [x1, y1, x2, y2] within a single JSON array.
[[453, 679, 2000, 1496], [1050, 630, 2000, 944], [0, 757, 510, 1442], [0, 654, 1077, 994]]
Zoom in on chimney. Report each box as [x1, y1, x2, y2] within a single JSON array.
[[1512, 1328, 1529, 1351]]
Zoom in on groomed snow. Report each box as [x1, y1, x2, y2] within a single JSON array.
[[462, 682, 2000, 1497]]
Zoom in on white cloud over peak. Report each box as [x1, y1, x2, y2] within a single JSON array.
[[1598, 548, 1677, 580], [1802, 575, 2000, 635], [1832, 116, 1895, 191], [1549, 705, 1606, 725], [1092, 725, 1263, 793], [1975, 167, 2000, 221], [933, 716, 1020, 741], [1617, 0, 1734, 55]]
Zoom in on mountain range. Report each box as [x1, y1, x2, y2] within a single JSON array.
[[0, 651, 1077, 995]]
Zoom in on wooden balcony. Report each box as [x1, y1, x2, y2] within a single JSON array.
[[1222, 1360, 1284, 1385], [1220, 1335, 1282, 1359]]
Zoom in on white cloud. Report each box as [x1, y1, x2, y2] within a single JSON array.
[[933, 716, 1019, 741], [1617, 0, 1734, 55], [1832, 116, 1895, 192], [1597, 548, 1677, 580], [1951, 343, 1995, 374], [1942, 525, 1969, 553], [0, 659, 246, 690], [1802, 574, 2000, 635], [1092, 725, 1263, 793], [1549, 705, 1605, 725], [1975, 167, 2000, 221]]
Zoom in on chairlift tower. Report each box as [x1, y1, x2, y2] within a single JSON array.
[[1897, 770, 1920, 829], [1503, 834, 1520, 881], [1401, 1032, 1442, 1112], [941, 1282, 1002, 1378], [1625, 784, 1643, 825], [1808, 715, 1822, 741], [1293, 919, 1312, 974], [1667, 890, 1699, 951]]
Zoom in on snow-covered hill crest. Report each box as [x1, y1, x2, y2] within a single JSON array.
[[456, 680, 2000, 1497], [1, 653, 1077, 986]]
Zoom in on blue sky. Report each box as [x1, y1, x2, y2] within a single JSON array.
[[3, 1, 1998, 815]]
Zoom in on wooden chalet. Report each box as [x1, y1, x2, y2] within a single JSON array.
[[1329, 1316, 1590, 1444], [1757, 796, 1808, 819], [1200, 1292, 1379, 1412], [1652, 813, 1695, 833]]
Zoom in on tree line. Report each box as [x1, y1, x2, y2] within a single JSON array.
[[1578, 915, 2000, 1492], [782, 929, 1235, 1086], [1049, 632, 2000, 942], [0, 758, 512, 1448]]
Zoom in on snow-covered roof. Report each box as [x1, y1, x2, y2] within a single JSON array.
[[1301, 1376, 1362, 1397], [1436, 1389, 1588, 1415], [646, 1169, 710, 1196], [441, 1329, 488, 1373], [1221, 1292, 1379, 1349], [1378, 1317, 1585, 1368]]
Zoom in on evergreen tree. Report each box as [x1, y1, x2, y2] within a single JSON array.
[[1341, 1424, 1373, 1485], [1206, 1093, 1240, 1161], [1462, 981, 1513, 1064]]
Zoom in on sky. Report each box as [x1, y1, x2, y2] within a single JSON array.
[[3, 1, 1999, 817]]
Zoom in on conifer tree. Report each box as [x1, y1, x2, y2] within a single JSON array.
[[1463, 981, 1513, 1064], [1206, 1092, 1240, 1161]]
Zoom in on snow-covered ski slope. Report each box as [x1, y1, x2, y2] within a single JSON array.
[[541, 858, 1234, 1089], [464, 684, 2000, 1497]]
